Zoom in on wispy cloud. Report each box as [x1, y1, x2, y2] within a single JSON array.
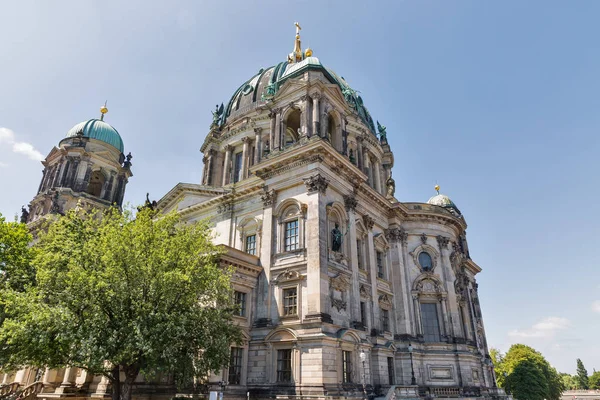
[[592, 301, 600, 314], [508, 317, 571, 339], [0, 161, 8, 168], [0, 127, 44, 161]]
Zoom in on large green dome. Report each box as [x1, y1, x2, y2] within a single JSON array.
[[217, 56, 377, 135], [65, 119, 124, 153]]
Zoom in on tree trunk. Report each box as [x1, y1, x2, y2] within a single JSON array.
[[120, 364, 141, 400], [110, 366, 120, 400]]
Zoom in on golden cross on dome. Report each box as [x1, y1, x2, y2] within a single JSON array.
[[100, 100, 108, 121], [295, 22, 301, 35]]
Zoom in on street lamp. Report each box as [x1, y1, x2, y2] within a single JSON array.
[[359, 350, 367, 400], [408, 343, 416, 386]]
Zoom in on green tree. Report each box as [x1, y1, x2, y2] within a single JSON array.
[[505, 358, 548, 400], [0, 207, 241, 400], [560, 372, 578, 390], [492, 344, 564, 400], [589, 370, 600, 390], [0, 213, 35, 328], [576, 359, 589, 389]]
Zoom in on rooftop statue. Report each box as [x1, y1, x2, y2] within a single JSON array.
[[377, 121, 387, 143], [211, 103, 224, 127]]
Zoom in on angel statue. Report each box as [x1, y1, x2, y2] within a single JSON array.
[[211, 103, 224, 127], [377, 121, 387, 143]]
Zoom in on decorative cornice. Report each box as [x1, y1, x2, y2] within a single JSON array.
[[303, 173, 329, 194]]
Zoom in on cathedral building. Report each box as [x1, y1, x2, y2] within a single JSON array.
[[3, 24, 504, 400]]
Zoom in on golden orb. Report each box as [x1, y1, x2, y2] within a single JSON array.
[[305, 48, 313, 57], [100, 105, 108, 114], [434, 184, 440, 193]]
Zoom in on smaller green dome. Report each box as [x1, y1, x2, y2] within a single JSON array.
[[65, 119, 124, 153], [427, 193, 462, 216]]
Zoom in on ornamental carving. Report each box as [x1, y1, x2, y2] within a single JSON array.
[[253, 127, 262, 134], [330, 274, 350, 291], [454, 267, 469, 301], [303, 174, 329, 194], [378, 294, 393, 309], [261, 187, 277, 207], [362, 215, 374, 230], [437, 235, 449, 249], [359, 284, 371, 299], [331, 298, 347, 312], [421, 233, 428, 244], [241, 136, 252, 143], [385, 228, 407, 244], [274, 269, 304, 283], [415, 278, 443, 294], [343, 194, 358, 211]]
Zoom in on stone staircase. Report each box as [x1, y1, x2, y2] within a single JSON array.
[[0, 382, 44, 400]]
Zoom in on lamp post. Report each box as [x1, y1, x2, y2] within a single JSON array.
[[408, 344, 416, 386], [359, 350, 367, 400], [218, 381, 228, 400]]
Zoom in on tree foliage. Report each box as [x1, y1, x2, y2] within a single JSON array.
[[576, 359, 589, 389], [589, 370, 600, 390], [0, 214, 35, 329], [0, 207, 241, 400], [491, 344, 564, 400]]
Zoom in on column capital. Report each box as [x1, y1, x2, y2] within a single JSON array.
[[310, 91, 322, 100], [224, 144, 234, 152], [260, 187, 277, 207], [343, 194, 358, 212], [241, 136, 252, 144], [356, 135, 364, 143], [437, 235, 450, 249], [362, 214, 374, 230], [385, 228, 407, 244], [254, 127, 263, 134], [303, 173, 329, 194]]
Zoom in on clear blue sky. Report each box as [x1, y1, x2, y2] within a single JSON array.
[[1, 0, 598, 374]]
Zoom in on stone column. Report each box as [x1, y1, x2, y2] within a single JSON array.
[[311, 93, 321, 138], [269, 112, 276, 152], [374, 160, 382, 194], [363, 152, 371, 186], [303, 174, 331, 322], [413, 295, 422, 335], [342, 116, 348, 155], [222, 145, 233, 186], [254, 128, 262, 165], [321, 104, 329, 139], [356, 136, 364, 171], [274, 110, 281, 150], [55, 367, 77, 394], [258, 188, 276, 324], [344, 194, 360, 323], [303, 96, 311, 137], [201, 155, 208, 184], [437, 235, 460, 338], [206, 150, 215, 186], [241, 137, 251, 179], [386, 229, 411, 334], [363, 215, 380, 330]]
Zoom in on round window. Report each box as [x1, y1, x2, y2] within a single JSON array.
[[418, 251, 433, 271]]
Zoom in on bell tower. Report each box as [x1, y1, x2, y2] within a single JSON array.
[[23, 103, 133, 227]]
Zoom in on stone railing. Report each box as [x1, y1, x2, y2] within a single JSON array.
[[377, 385, 419, 400], [0, 383, 20, 400], [15, 382, 43, 400]]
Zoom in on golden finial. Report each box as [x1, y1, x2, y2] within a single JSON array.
[[100, 100, 108, 121], [291, 22, 302, 62], [305, 46, 313, 57], [434, 184, 440, 194]]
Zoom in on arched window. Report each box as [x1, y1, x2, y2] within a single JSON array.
[[418, 252, 433, 271], [87, 170, 105, 197], [284, 109, 300, 148]]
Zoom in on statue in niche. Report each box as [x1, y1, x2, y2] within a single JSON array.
[[331, 223, 343, 252], [386, 176, 395, 197]]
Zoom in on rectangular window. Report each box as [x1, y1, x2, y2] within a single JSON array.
[[234, 291, 246, 317], [377, 251, 385, 279], [387, 357, 395, 385], [277, 349, 293, 382], [421, 303, 441, 342], [245, 234, 256, 255], [283, 287, 298, 316], [360, 302, 367, 326], [228, 347, 243, 385], [284, 220, 299, 251], [381, 308, 390, 332], [233, 152, 243, 183], [342, 350, 353, 383], [357, 239, 364, 270]]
